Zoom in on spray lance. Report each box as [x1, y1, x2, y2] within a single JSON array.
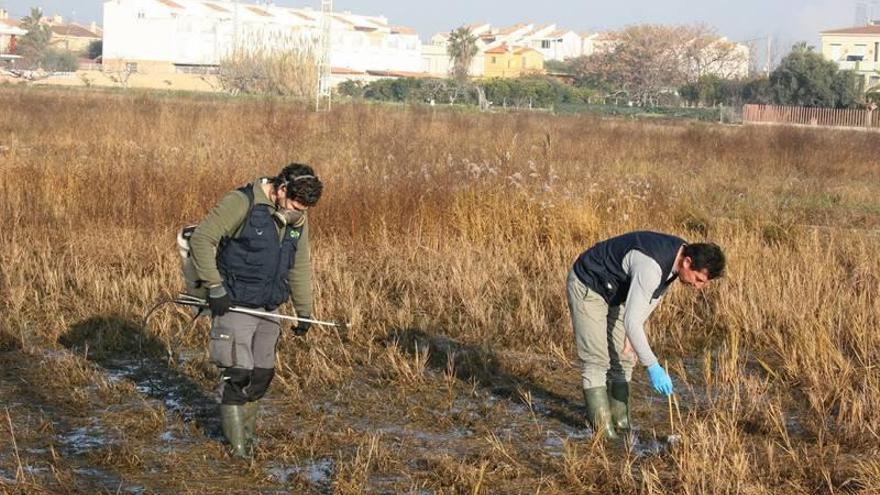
[[173, 293, 349, 331]]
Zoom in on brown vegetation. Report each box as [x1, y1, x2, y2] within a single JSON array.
[[1, 86, 879, 493]]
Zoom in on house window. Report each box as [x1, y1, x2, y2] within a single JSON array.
[[541, 40, 551, 49], [831, 43, 841, 60], [875, 42, 879, 62], [137, 10, 145, 18], [125, 62, 138, 73], [522, 56, 527, 68], [491, 56, 496, 63]]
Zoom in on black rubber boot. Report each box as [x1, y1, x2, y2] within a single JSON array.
[[608, 381, 632, 432], [583, 387, 619, 440], [220, 404, 249, 459], [242, 401, 259, 453]]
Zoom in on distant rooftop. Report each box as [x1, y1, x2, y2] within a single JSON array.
[[821, 24, 880, 35]]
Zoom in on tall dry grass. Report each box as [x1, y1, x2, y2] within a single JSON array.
[[1, 86, 880, 493]]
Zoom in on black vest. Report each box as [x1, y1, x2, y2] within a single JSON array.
[[573, 231, 686, 306], [216, 184, 303, 310]]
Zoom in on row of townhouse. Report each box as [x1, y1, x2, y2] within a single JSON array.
[[102, 1, 589, 81], [820, 22, 880, 93], [101, 0, 421, 79], [4, 1, 754, 86]]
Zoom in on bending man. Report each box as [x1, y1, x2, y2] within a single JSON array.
[[567, 231, 725, 439]]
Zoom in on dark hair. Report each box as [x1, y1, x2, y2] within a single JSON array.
[[273, 163, 323, 207], [682, 243, 726, 279]]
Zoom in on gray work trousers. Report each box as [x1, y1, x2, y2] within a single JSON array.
[[208, 310, 281, 370], [566, 269, 636, 389]]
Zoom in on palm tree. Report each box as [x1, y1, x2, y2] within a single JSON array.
[[18, 7, 52, 68], [447, 26, 478, 83]]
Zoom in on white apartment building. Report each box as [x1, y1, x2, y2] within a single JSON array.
[[102, 0, 421, 75]]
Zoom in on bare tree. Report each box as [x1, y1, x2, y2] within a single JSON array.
[[571, 24, 749, 106], [679, 25, 748, 82], [218, 33, 318, 98]]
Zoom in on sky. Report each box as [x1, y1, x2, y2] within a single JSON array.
[[0, 0, 866, 49]]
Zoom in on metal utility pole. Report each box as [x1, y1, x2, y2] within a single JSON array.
[[315, 0, 332, 112]]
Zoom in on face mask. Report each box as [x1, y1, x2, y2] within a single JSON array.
[[275, 208, 305, 227], [272, 198, 306, 226]]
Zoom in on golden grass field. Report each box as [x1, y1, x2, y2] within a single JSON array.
[[1, 86, 879, 494]]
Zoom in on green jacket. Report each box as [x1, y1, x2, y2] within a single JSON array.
[[189, 177, 313, 316]]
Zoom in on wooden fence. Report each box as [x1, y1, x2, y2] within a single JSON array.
[[743, 104, 880, 130]]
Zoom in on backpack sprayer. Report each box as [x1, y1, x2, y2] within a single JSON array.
[[162, 226, 349, 331]]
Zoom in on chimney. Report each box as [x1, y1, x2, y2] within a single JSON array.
[[0, 9, 8, 20], [52, 13, 63, 25], [90, 21, 98, 33], [870, 19, 880, 26]]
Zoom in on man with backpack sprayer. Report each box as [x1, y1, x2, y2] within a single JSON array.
[[567, 231, 725, 440], [186, 163, 323, 458]]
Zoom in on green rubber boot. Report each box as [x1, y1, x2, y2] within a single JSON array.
[[242, 401, 259, 452], [583, 387, 619, 440], [220, 404, 249, 459], [608, 381, 632, 432]]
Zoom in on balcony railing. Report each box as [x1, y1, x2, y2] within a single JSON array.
[[838, 60, 878, 72]]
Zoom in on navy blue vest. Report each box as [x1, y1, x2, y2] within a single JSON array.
[[216, 184, 303, 310], [573, 231, 686, 306]]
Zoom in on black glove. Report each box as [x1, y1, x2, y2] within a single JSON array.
[[208, 286, 231, 317], [293, 318, 312, 337]]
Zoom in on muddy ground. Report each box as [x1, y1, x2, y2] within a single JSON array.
[[0, 312, 706, 494]]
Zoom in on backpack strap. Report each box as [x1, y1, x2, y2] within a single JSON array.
[[231, 183, 256, 238]]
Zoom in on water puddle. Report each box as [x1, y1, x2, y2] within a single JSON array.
[[267, 457, 335, 492], [59, 422, 112, 455]]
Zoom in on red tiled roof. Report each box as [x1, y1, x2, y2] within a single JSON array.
[[51, 24, 100, 38], [513, 46, 539, 54], [390, 25, 416, 35], [354, 25, 377, 32], [247, 6, 272, 17], [366, 69, 432, 78], [203, 2, 230, 13], [332, 66, 365, 75], [291, 11, 315, 21], [485, 44, 509, 54], [156, 0, 183, 9], [821, 25, 880, 35], [547, 29, 569, 38], [0, 18, 20, 28], [332, 14, 355, 26]]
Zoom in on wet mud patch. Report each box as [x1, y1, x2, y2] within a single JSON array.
[[1, 318, 832, 494]]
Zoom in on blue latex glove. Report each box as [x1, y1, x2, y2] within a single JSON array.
[[647, 363, 673, 396]]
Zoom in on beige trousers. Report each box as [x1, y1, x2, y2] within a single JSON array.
[[566, 269, 636, 389]]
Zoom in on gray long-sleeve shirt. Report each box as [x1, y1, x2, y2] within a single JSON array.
[[620, 250, 676, 368]]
